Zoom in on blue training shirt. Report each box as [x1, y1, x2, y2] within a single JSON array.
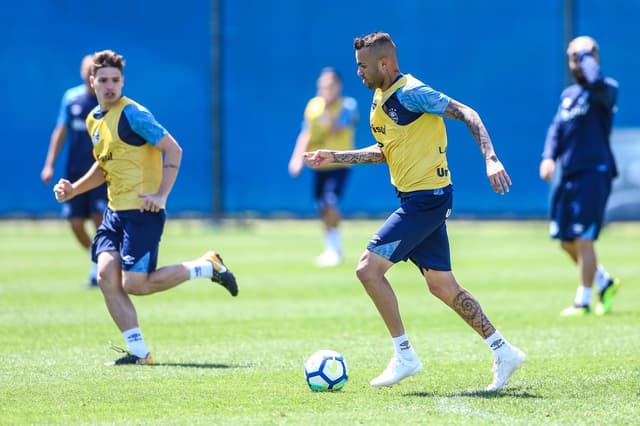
[[56, 84, 99, 180], [379, 74, 450, 126], [542, 52, 618, 178]]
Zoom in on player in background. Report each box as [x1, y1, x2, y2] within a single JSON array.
[[304, 32, 525, 391], [289, 68, 359, 267], [53, 50, 238, 365], [41, 54, 107, 287], [540, 35, 620, 317]]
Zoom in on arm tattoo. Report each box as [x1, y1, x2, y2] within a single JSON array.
[[445, 100, 498, 162], [163, 163, 180, 169], [452, 290, 496, 338], [332, 146, 386, 164]]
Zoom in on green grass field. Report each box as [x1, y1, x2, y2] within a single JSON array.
[[1, 219, 638, 425]]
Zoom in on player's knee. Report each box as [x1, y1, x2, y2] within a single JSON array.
[[424, 270, 456, 299], [122, 278, 151, 296], [355, 260, 381, 286], [560, 240, 573, 251]]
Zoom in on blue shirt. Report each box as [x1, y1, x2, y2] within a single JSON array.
[[56, 84, 99, 180], [380, 74, 450, 125], [543, 52, 618, 178]]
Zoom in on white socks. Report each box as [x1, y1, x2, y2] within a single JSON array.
[[392, 334, 418, 361], [574, 285, 593, 307], [184, 259, 214, 280], [568, 265, 611, 306], [325, 228, 342, 256], [123, 327, 149, 358], [594, 265, 611, 291], [485, 331, 513, 359]]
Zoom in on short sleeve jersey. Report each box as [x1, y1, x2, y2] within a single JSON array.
[[304, 96, 358, 170], [56, 84, 99, 180], [369, 74, 451, 192], [86, 96, 168, 211]]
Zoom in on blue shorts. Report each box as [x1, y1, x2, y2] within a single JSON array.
[[367, 186, 453, 271], [92, 208, 166, 272], [314, 168, 350, 210], [549, 170, 612, 241], [61, 184, 108, 219]]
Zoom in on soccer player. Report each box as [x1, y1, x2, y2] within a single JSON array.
[[288, 68, 359, 267], [304, 32, 525, 391], [540, 35, 620, 317], [53, 50, 238, 365], [41, 54, 107, 287]]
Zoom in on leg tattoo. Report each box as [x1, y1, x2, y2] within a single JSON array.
[[452, 290, 495, 338]]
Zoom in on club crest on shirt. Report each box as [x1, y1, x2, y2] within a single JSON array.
[[387, 107, 399, 123], [92, 129, 100, 145], [70, 104, 83, 116]]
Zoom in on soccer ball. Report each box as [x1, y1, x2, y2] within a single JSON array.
[[304, 349, 348, 391]]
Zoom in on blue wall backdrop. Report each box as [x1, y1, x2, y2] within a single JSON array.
[[1, 0, 213, 216], [1, 0, 638, 218]]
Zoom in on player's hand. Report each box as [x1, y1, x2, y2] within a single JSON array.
[[288, 155, 304, 177], [53, 178, 73, 202], [486, 158, 511, 195], [303, 150, 335, 168], [539, 159, 556, 182], [138, 193, 166, 213], [41, 165, 54, 185]]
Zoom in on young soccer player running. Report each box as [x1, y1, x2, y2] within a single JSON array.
[[53, 50, 238, 365], [304, 32, 525, 391]]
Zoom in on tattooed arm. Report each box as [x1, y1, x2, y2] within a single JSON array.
[[303, 144, 386, 168], [443, 99, 512, 195]]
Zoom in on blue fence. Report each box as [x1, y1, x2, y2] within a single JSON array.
[[1, 0, 638, 218]]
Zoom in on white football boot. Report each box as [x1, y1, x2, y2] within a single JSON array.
[[370, 356, 423, 387], [485, 346, 526, 391]]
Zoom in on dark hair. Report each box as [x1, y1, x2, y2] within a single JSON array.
[[353, 32, 395, 51], [91, 50, 125, 76], [320, 66, 342, 83]]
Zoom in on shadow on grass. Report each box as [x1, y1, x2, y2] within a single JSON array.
[[152, 362, 252, 369], [404, 386, 542, 399]]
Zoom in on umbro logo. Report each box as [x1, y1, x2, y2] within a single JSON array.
[[490, 338, 505, 351]]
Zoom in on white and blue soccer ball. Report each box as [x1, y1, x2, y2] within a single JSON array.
[[304, 349, 348, 391]]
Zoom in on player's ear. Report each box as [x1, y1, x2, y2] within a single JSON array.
[[89, 75, 95, 88]]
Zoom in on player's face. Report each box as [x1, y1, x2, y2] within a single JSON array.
[[90, 67, 124, 109], [567, 53, 585, 83], [317, 73, 341, 104], [356, 48, 382, 90], [566, 37, 599, 85], [81, 56, 95, 94]]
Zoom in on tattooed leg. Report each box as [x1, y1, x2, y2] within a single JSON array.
[[451, 290, 496, 338]]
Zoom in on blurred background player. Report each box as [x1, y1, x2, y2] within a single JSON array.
[[41, 54, 107, 287], [288, 68, 359, 267], [53, 50, 238, 365], [539, 35, 620, 317]]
